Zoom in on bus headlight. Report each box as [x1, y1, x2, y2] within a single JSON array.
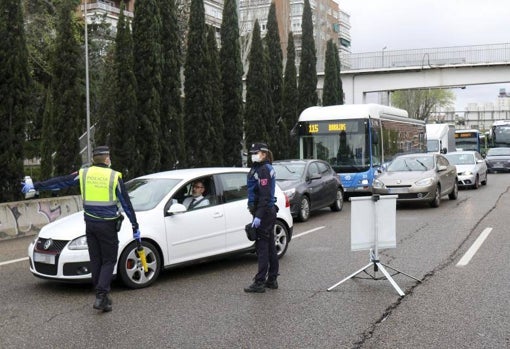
[[360, 179, 369, 185]]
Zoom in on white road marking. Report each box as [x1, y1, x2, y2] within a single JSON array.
[[456, 227, 493, 267], [293, 226, 326, 239], [0, 257, 29, 266]]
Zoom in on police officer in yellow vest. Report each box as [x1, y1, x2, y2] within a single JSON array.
[[22, 146, 140, 312]]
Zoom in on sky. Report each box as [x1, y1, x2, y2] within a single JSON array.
[[339, 0, 510, 111]]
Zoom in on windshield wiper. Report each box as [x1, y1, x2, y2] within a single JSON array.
[[414, 159, 428, 170]]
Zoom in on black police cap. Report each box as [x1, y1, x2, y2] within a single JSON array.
[[92, 146, 110, 156], [249, 142, 270, 154]]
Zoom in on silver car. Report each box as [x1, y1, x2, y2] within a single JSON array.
[[444, 151, 488, 189], [373, 153, 458, 207]]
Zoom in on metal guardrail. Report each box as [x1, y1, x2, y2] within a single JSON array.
[[343, 43, 510, 71]]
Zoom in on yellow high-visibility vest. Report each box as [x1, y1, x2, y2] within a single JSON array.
[[79, 166, 121, 206]]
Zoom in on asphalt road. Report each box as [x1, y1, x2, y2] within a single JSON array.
[[1, 174, 509, 348]]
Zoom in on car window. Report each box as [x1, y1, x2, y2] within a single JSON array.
[[126, 178, 180, 211], [173, 176, 217, 210], [308, 162, 320, 177], [437, 155, 449, 167], [273, 163, 304, 180], [316, 161, 330, 174], [218, 173, 248, 203]]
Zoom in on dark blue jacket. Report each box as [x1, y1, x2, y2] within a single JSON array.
[[247, 161, 276, 218]]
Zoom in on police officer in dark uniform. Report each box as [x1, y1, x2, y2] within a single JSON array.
[[244, 142, 279, 293], [21, 146, 140, 312]]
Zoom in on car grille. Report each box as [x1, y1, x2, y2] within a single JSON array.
[[33, 238, 69, 276], [386, 185, 412, 188]]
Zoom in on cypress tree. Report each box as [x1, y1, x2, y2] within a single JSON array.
[[206, 26, 224, 166], [50, 0, 83, 178], [184, 0, 210, 167], [265, 1, 283, 158], [282, 32, 298, 159], [160, 0, 185, 170], [323, 39, 340, 106], [244, 20, 271, 148], [298, 0, 317, 113], [220, 0, 243, 166], [335, 42, 344, 105], [40, 90, 54, 179], [0, 0, 30, 202], [132, 0, 162, 174], [110, 5, 138, 179]]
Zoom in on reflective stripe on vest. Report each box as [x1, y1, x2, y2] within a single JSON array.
[[79, 167, 120, 206]]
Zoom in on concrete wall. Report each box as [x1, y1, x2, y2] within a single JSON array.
[[0, 196, 82, 241]]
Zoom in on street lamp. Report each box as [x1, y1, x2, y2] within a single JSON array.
[[83, 0, 91, 164], [381, 46, 387, 68]]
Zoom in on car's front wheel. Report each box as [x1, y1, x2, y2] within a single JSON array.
[[430, 186, 441, 207], [473, 175, 480, 189], [330, 188, 344, 212], [449, 181, 458, 200], [274, 220, 290, 258], [118, 240, 161, 289], [297, 196, 311, 222]]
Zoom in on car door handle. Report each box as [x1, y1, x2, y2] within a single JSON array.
[[212, 212, 223, 218]]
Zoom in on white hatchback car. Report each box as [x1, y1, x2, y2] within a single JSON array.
[[28, 168, 293, 288]]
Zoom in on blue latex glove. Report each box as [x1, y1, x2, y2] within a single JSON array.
[[21, 181, 34, 194], [252, 217, 261, 228], [133, 228, 141, 241]]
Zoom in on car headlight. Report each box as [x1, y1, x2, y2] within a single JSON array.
[[462, 171, 473, 176], [415, 177, 434, 186], [68, 235, 88, 250], [283, 188, 296, 200], [373, 179, 385, 189]]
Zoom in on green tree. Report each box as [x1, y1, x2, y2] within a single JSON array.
[[110, 5, 138, 179], [132, 0, 162, 174], [265, 1, 283, 157], [184, 0, 211, 167], [160, 0, 184, 170], [49, 0, 83, 178], [298, 0, 317, 113], [206, 26, 224, 166], [220, 0, 243, 166], [282, 32, 298, 159], [322, 39, 343, 106], [244, 20, 272, 148], [0, 0, 30, 202], [392, 89, 455, 121]]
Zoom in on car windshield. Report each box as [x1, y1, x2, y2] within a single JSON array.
[[487, 148, 510, 156], [445, 154, 474, 165], [387, 157, 434, 171], [125, 178, 180, 211], [273, 163, 305, 180]]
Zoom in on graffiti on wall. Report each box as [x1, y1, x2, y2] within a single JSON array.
[[0, 196, 82, 240]]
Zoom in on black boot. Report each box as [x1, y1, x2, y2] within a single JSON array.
[[93, 293, 112, 312], [265, 278, 278, 289], [244, 280, 266, 293]]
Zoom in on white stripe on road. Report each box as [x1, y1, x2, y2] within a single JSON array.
[[0, 257, 28, 266], [293, 226, 326, 239], [456, 227, 493, 267], [0, 227, 327, 266]]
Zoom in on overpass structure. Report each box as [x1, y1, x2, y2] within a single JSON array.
[[320, 43, 510, 104]]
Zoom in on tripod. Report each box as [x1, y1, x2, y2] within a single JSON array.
[[327, 195, 420, 296]]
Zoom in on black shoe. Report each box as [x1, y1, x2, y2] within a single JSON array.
[[244, 281, 266, 293], [93, 293, 112, 312], [265, 279, 278, 289]]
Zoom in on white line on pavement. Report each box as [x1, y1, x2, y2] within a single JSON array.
[[293, 226, 326, 239], [0, 257, 29, 267], [456, 227, 493, 267]]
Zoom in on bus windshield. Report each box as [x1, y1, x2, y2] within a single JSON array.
[[300, 119, 371, 173]]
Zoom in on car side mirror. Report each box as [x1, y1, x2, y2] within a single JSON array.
[[167, 203, 187, 216], [309, 173, 322, 180], [437, 165, 447, 172]]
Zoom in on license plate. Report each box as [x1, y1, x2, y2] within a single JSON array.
[[34, 252, 55, 264], [388, 188, 407, 194]]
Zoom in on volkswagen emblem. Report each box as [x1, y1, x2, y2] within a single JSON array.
[[43, 239, 53, 250]]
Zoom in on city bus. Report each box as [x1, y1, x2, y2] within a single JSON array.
[[454, 129, 482, 153], [295, 104, 426, 196], [489, 120, 510, 148]]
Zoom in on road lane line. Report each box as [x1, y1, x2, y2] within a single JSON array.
[[456, 227, 493, 267], [293, 226, 326, 239], [0, 257, 28, 267]]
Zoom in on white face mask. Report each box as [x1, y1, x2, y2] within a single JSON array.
[[251, 154, 261, 163]]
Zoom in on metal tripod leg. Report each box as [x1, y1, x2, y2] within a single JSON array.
[[379, 263, 422, 282], [327, 262, 374, 292], [374, 262, 405, 296]]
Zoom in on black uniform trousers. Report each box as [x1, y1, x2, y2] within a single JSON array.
[[254, 206, 279, 283], [85, 219, 119, 295]]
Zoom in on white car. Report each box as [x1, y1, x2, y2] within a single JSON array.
[[28, 168, 293, 288], [444, 151, 488, 189]]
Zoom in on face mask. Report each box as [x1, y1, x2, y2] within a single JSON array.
[[251, 154, 261, 163]]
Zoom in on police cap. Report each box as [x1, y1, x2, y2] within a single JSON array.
[[249, 142, 270, 154], [92, 146, 110, 156]]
